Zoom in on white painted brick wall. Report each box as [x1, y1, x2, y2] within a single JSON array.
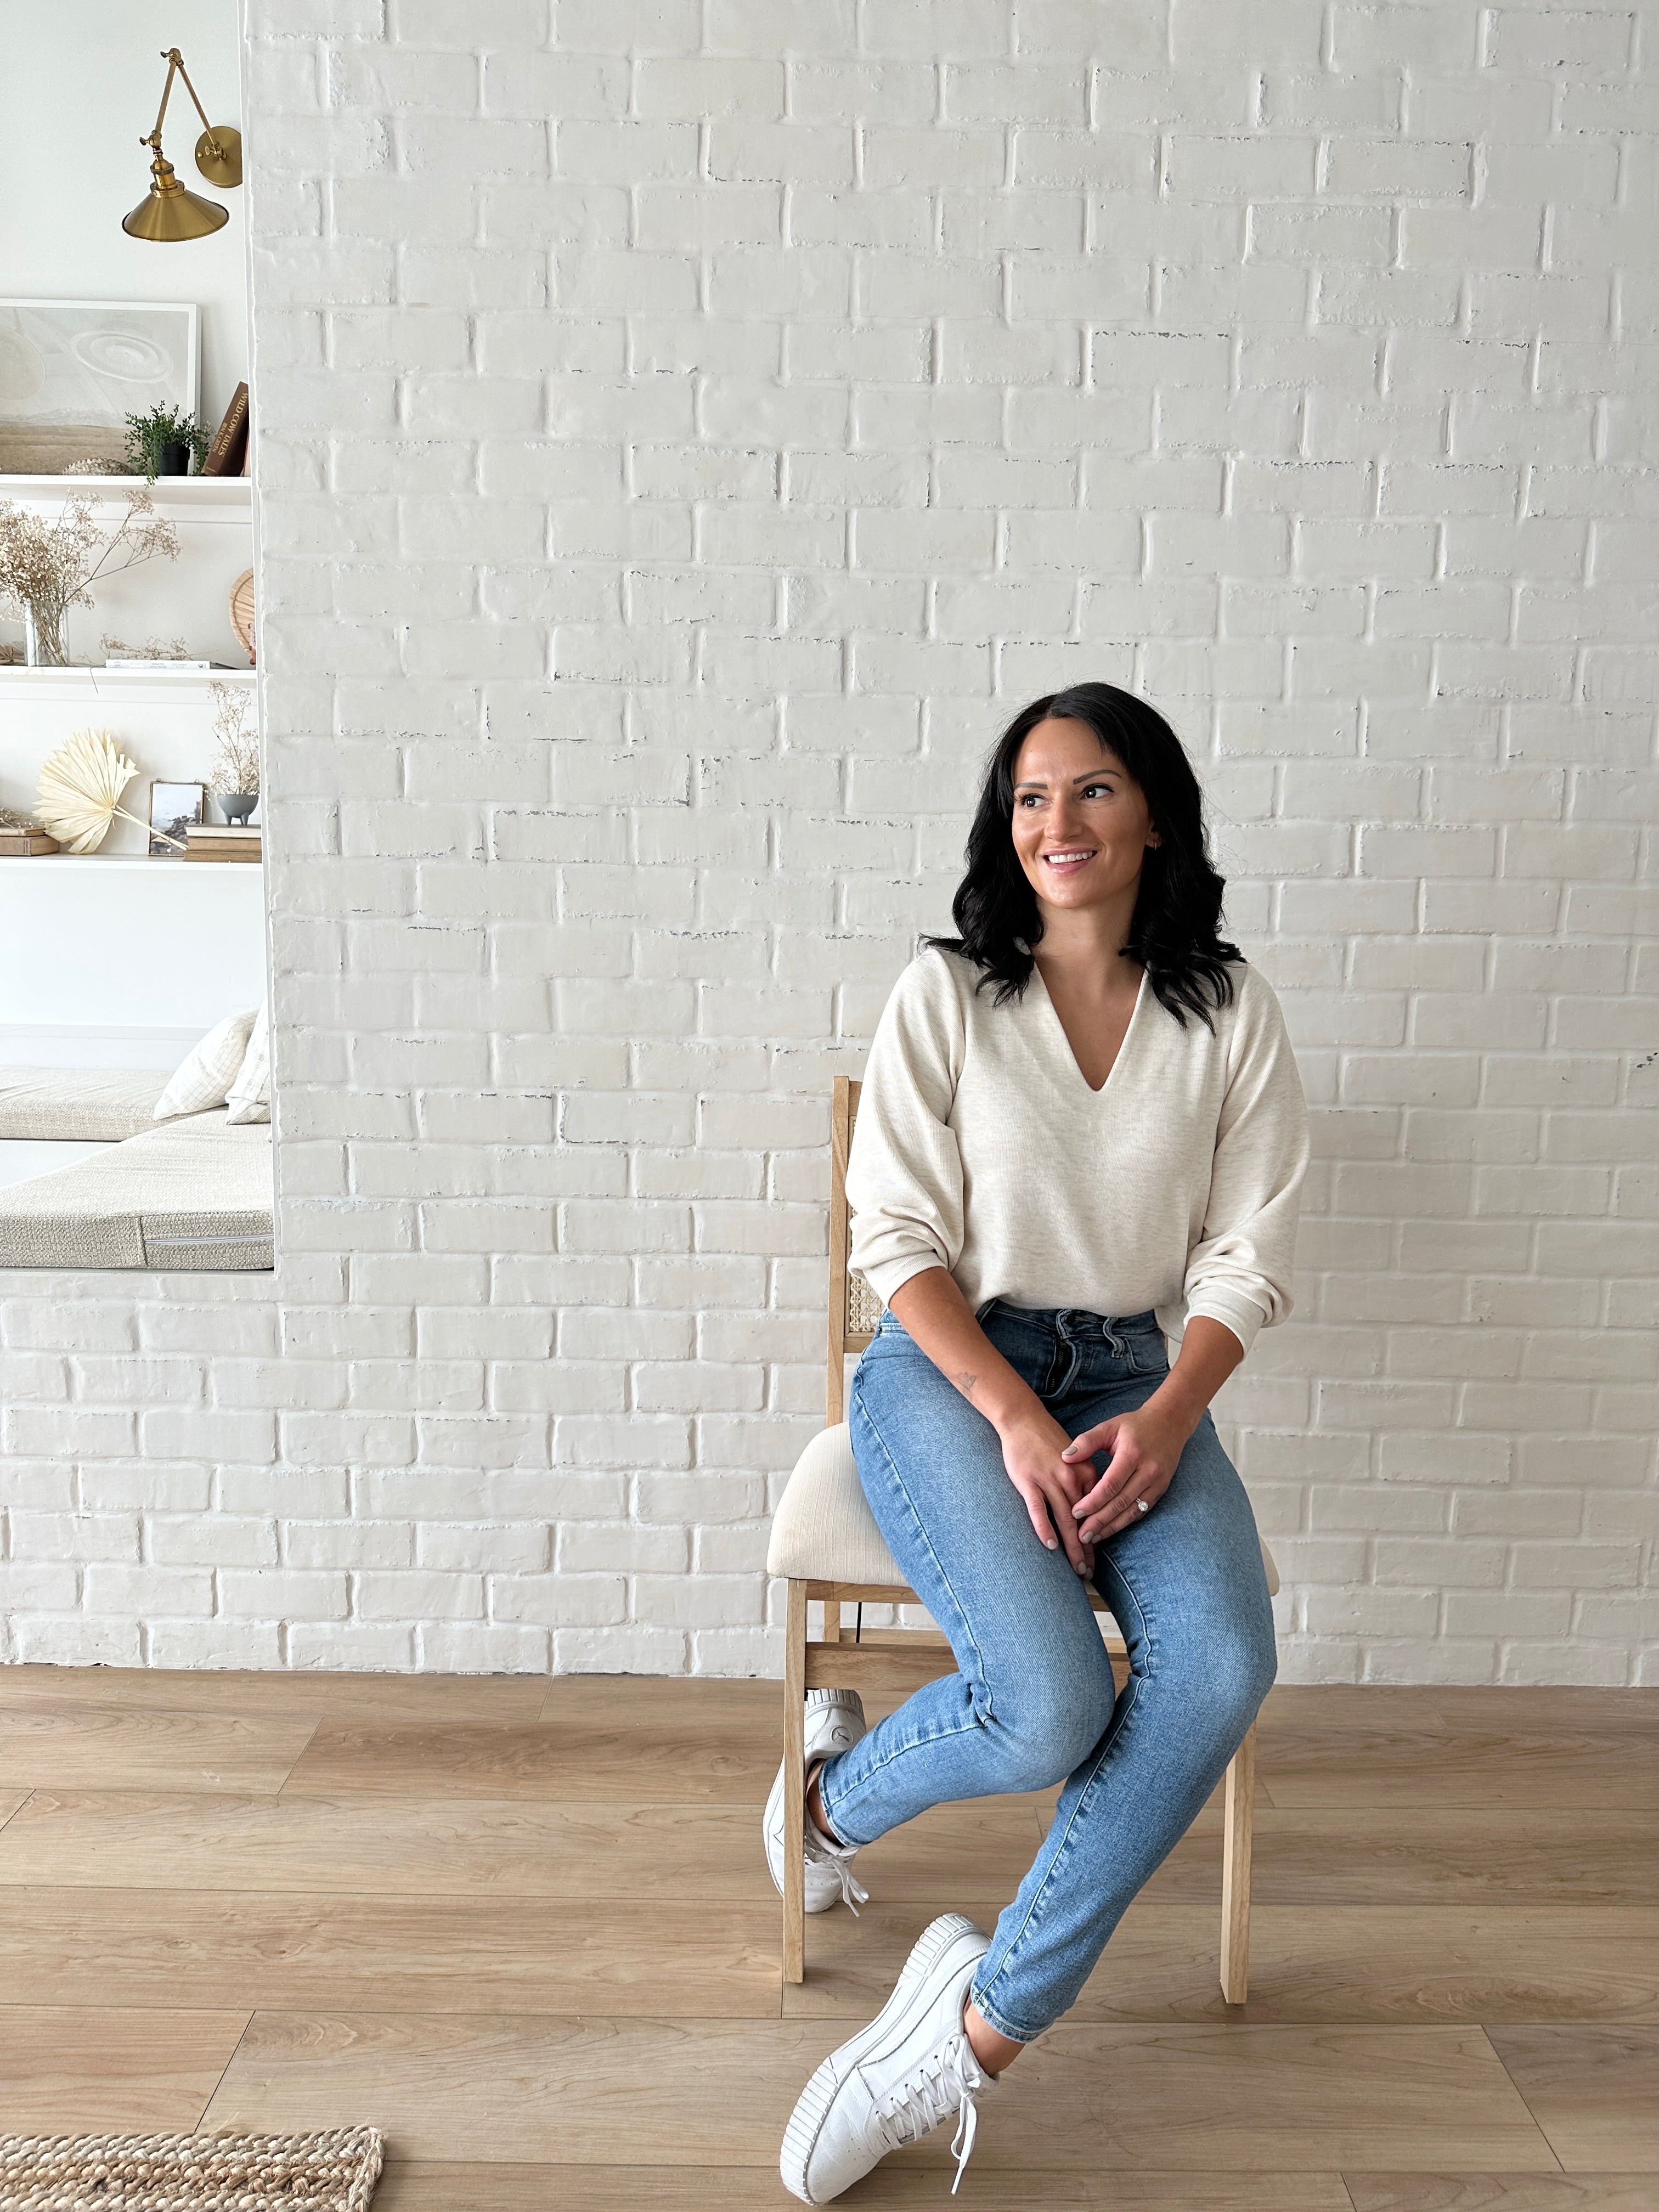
[[2, 1, 1654, 1685]]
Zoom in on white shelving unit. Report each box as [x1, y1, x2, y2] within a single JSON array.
[[0, 472, 260, 882], [6, 854, 261, 872], [0, 666, 256, 701], [0, 473, 252, 520]]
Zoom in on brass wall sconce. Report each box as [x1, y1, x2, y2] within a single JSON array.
[[122, 46, 242, 242]]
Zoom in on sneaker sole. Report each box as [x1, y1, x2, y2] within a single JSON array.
[[779, 1911, 986, 2206]]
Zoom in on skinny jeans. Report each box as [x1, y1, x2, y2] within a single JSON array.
[[816, 1298, 1277, 2043]]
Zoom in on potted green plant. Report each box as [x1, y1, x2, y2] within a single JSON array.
[[123, 405, 210, 481]]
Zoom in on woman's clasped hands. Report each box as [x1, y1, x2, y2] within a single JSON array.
[[998, 1397, 1194, 1571], [1063, 1401, 1192, 1544], [996, 1403, 1098, 1575]]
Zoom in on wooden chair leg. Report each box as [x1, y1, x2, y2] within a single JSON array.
[[783, 1578, 808, 1985], [1219, 1721, 1255, 2004]]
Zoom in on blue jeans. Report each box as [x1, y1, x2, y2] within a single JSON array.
[[817, 1299, 1277, 2043]]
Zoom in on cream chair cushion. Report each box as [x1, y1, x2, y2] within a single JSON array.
[[768, 1421, 1280, 1597], [768, 1423, 908, 1587]]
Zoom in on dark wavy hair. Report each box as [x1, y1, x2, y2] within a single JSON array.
[[927, 683, 1243, 1030]]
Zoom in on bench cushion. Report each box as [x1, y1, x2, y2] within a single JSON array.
[[0, 1068, 167, 1142], [769, 1420, 1280, 1598], [0, 1109, 273, 1270]]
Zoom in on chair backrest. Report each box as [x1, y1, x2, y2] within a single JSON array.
[[827, 1074, 883, 1425]]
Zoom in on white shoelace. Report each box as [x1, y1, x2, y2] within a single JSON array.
[[872, 2031, 986, 2194], [804, 1822, 870, 1914]]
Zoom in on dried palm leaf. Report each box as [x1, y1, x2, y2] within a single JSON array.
[[35, 727, 184, 854]]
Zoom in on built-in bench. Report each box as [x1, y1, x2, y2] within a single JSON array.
[[0, 1069, 273, 1270]]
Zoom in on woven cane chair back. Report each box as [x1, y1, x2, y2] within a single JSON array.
[[827, 1075, 882, 1424]]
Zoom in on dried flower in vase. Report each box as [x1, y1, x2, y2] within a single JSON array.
[[0, 489, 179, 669], [208, 679, 260, 797]]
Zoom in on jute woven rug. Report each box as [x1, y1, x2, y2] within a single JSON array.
[[0, 2129, 383, 2212]]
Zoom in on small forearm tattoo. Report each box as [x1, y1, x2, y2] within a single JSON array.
[[952, 1368, 979, 1403]]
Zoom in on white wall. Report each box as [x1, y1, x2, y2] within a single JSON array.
[[0, 854, 267, 1045], [1, 0, 248, 428], [0, 1, 1654, 1685]]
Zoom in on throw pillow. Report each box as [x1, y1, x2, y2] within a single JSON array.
[[152, 1009, 257, 1124], [224, 1001, 271, 1126]]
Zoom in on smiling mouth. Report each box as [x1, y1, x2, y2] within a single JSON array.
[[1042, 849, 1097, 871]]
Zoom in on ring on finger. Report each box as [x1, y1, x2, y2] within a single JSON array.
[[1135, 1497, 1150, 1515]]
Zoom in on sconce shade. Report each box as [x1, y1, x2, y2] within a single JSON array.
[[123, 151, 229, 242]]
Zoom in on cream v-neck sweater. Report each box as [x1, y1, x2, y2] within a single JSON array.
[[845, 947, 1310, 1359]]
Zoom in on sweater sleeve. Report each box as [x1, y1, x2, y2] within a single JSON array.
[[846, 953, 968, 1308], [1181, 965, 1310, 1359]]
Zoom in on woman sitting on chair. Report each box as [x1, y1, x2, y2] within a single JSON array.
[[773, 682, 1310, 2203]]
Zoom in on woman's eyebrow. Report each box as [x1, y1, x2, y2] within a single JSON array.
[[1012, 769, 1119, 791]]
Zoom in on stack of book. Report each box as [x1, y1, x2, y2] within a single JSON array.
[[184, 822, 262, 864], [0, 822, 58, 857]]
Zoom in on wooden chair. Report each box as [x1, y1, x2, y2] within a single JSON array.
[[766, 1075, 1275, 1996]]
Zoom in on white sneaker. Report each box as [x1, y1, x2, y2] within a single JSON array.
[[780, 1911, 995, 2204], [764, 1687, 870, 1915]]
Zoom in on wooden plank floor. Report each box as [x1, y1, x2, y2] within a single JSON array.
[[0, 1671, 1654, 2210]]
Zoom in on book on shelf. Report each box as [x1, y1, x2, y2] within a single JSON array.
[[185, 822, 262, 863], [201, 381, 250, 477], [0, 830, 59, 856]]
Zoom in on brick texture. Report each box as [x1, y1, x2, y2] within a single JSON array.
[[2, 2, 1654, 1685]]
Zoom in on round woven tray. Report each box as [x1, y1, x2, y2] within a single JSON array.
[[229, 568, 256, 664], [0, 2127, 384, 2212]]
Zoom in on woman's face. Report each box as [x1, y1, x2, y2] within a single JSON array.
[[1009, 716, 1159, 916]]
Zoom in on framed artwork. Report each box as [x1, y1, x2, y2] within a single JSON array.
[[149, 780, 204, 857], [0, 300, 199, 473]]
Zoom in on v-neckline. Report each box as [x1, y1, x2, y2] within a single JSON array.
[[1031, 962, 1149, 1098]]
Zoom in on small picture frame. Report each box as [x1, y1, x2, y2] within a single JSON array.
[[149, 780, 204, 857]]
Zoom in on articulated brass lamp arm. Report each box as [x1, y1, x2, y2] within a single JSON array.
[[142, 48, 226, 166]]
